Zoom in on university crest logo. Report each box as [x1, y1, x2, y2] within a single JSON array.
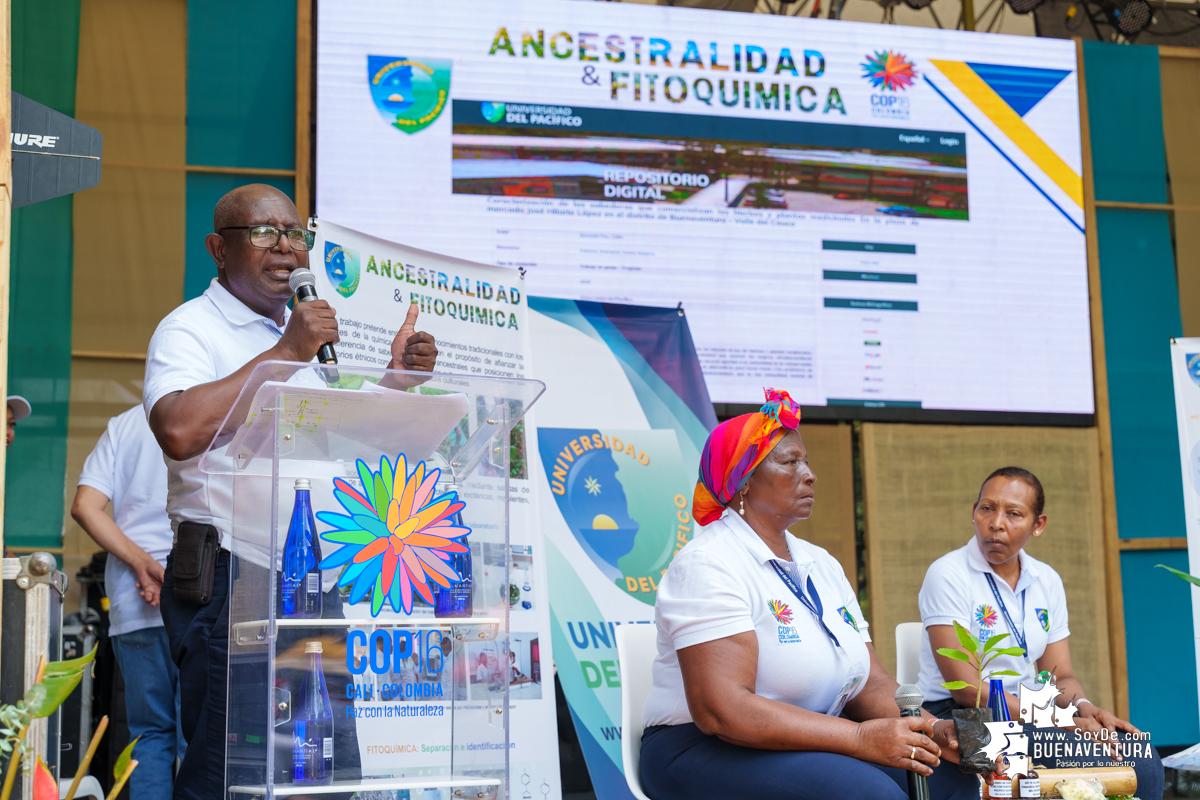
[[367, 55, 451, 133], [1188, 353, 1200, 387], [324, 241, 360, 298], [1036, 608, 1049, 632], [537, 427, 693, 605]]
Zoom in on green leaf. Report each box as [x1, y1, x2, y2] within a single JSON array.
[[990, 647, 1027, 657], [936, 648, 973, 662], [41, 645, 96, 677], [983, 633, 1011, 652], [953, 620, 980, 656], [26, 671, 84, 718], [984, 670, 1023, 678], [114, 736, 139, 779], [1157, 564, 1200, 588], [941, 681, 972, 690]]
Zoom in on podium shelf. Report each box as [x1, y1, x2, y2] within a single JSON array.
[[228, 776, 503, 797]]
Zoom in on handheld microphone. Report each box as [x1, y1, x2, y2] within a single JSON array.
[[896, 684, 931, 800], [288, 269, 338, 365]]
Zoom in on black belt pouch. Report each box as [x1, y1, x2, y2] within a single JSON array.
[[173, 521, 220, 605]]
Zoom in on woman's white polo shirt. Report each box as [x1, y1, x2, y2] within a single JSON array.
[[917, 540, 1070, 703], [642, 509, 871, 728]]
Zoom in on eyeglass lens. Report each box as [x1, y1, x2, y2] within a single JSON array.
[[248, 225, 315, 251]]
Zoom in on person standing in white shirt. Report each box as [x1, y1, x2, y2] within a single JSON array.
[[144, 184, 439, 800], [72, 406, 184, 800]]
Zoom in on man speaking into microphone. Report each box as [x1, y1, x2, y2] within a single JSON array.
[[144, 184, 438, 800]]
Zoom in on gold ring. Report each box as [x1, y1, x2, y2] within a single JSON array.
[[910, 746, 916, 760]]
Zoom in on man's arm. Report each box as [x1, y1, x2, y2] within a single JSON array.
[[71, 485, 165, 607], [149, 300, 341, 461]]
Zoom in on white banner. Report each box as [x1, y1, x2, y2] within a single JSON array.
[[1169, 338, 1200, 726], [311, 219, 562, 793]]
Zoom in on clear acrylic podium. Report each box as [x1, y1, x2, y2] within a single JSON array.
[[200, 362, 544, 799]]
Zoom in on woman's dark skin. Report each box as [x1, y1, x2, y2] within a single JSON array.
[[677, 430, 962, 776]]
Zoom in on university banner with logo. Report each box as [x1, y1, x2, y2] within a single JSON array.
[[310, 219, 563, 794], [1169, 339, 1200, 722], [528, 298, 716, 799]]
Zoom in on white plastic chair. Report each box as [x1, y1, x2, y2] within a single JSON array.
[[59, 775, 104, 800], [894, 621, 924, 686], [615, 623, 658, 800]]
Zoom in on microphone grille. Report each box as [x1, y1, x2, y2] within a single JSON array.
[[895, 683, 924, 710], [288, 268, 316, 293]]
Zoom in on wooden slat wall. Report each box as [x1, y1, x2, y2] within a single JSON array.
[[861, 423, 1114, 712], [788, 423, 856, 585]]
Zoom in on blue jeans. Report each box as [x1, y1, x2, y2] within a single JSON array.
[[111, 626, 185, 800], [640, 723, 983, 800]]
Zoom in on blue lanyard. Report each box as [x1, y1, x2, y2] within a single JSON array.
[[984, 573, 1028, 661], [769, 561, 840, 648]]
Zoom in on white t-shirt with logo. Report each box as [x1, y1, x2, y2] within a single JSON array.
[[642, 509, 871, 728], [77, 407, 172, 637], [143, 278, 293, 555], [917, 540, 1070, 703]]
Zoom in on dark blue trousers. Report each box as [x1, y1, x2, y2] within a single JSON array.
[[161, 551, 361, 800], [640, 723, 983, 800]]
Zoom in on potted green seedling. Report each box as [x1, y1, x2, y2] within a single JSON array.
[[936, 620, 1025, 775]]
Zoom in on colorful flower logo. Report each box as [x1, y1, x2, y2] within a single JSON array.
[[769, 599, 793, 625], [861, 50, 918, 92], [838, 606, 860, 633], [975, 603, 998, 629], [318, 454, 470, 616]]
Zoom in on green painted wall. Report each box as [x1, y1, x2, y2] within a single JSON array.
[[184, 0, 296, 301], [1084, 40, 1197, 745], [6, 0, 82, 549]]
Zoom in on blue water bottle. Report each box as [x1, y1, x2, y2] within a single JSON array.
[[987, 677, 1011, 722], [282, 479, 322, 618], [434, 505, 472, 618], [293, 641, 334, 784]]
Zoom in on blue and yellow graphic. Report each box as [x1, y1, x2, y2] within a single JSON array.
[[838, 605, 860, 633], [1187, 353, 1200, 387], [1036, 608, 1050, 632], [324, 241, 360, 298], [538, 427, 693, 605], [367, 55, 451, 133], [926, 59, 1083, 232], [480, 101, 506, 123]]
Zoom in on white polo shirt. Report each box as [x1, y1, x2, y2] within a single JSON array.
[[143, 278, 291, 554], [917, 540, 1070, 703], [642, 510, 871, 728], [77, 406, 171, 637]]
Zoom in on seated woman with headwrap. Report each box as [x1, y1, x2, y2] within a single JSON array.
[[639, 389, 979, 800]]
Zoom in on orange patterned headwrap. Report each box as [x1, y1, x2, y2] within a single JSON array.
[[692, 388, 801, 526]]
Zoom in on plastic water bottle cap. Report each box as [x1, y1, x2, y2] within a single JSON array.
[[295, 479, 311, 490], [305, 641, 323, 654]]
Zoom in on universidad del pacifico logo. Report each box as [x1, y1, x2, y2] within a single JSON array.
[[367, 55, 452, 133]]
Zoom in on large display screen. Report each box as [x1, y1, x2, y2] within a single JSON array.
[[317, 0, 1093, 419]]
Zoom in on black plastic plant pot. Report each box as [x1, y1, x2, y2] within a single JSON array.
[[952, 707, 996, 775]]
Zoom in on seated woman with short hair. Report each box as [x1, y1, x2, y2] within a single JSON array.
[[639, 389, 979, 800], [918, 466, 1163, 799]]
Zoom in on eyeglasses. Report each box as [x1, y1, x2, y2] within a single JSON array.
[[220, 225, 316, 251]]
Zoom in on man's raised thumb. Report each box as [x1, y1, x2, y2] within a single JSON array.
[[400, 302, 419, 333]]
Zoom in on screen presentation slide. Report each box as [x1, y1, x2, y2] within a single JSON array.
[[317, 0, 1093, 417]]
